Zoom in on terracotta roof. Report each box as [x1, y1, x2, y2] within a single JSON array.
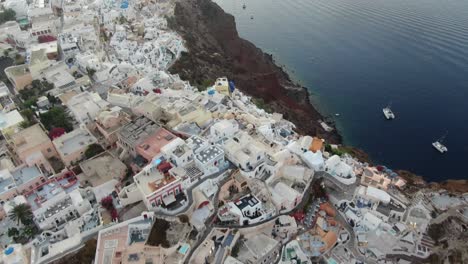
[[309, 137, 324, 153]]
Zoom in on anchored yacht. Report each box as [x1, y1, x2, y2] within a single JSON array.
[[382, 105, 395, 120], [432, 132, 448, 153]]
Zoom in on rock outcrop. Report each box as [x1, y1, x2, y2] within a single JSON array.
[[168, 0, 341, 143]]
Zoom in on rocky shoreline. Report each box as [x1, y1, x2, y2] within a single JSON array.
[[168, 0, 341, 144], [168, 0, 467, 192]]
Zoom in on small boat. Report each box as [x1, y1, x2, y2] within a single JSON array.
[[242, 4, 246, 9], [250, 15, 254, 19], [382, 102, 395, 120], [432, 132, 448, 153], [335, 113, 340, 117]]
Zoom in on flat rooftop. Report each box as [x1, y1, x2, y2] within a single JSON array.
[[27, 178, 79, 210], [119, 117, 160, 146], [44, 196, 73, 219], [79, 153, 127, 187], [235, 194, 259, 211], [136, 128, 176, 160], [30, 49, 48, 65], [53, 128, 97, 156], [0, 110, 24, 130], [173, 122, 201, 136], [195, 145, 223, 164], [11, 124, 50, 153], [135, 168, 177, 196], [96, 217, 153, 264], [5, 64, 30, 78], [0, 171, 15, 195], [11, 165, 42, 185], [187, 136, 204, 152]]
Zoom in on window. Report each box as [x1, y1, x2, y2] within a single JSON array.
[[41, 178, 46, 183], [47, 148, 52, 152], [29, 186, 33, 190]]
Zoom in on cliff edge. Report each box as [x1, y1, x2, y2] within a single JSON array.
[[168, 0, 341, 143]]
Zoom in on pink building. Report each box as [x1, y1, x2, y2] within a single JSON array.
[[135, 128, 176, 162], [94, 212, 157, 264], [9, 124, 58, 174], [0, 164, 47, 204]]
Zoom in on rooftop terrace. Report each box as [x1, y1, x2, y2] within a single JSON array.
[[135, 167, 177, 196], [136, 128, 176, 160], [119, 116, 160, 146], [195, 145, 223, 164], [11, 165, 43, 185], [53, 128, 97, 156], [0, 171, 15, 195]]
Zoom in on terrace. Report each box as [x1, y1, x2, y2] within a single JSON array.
[[44, 197, 73, 218], [135, 167, 177, 196], [26, 174, 79, 210], [27, 182, 63, 210], [54, 129, 97, 156], [195, 145, 223, 164], [11, 165, 43, 185], [0, 173, 15, 196]]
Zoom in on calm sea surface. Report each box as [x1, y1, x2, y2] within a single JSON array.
[[214, 0, 468, 181]]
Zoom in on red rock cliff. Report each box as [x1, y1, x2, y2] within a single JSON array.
[[169, 0, 341, 143]]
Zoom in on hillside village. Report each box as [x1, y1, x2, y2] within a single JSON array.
[[0, 0, 467, 263]]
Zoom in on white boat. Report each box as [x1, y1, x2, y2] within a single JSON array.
[[432, 132, 448, 153], [382, 107, 395, 120], [432, 141, 448, 153]]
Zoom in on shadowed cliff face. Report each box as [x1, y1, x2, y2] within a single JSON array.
[[169, 0, 341, 143]]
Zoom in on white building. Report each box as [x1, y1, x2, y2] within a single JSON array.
[[303, 150, 325, 171], [42, 62, 76, 90], [270, 181, 302, 212], [58, 32, 80, 60], [325, 155, 356, 185], [33, 189, 92, 230], [66, 92, 109, 126], [209, 119, 239, 143], [0, 110, 24, 137], [222, 131, 267, 178], [160, 138, 194, 168], [218, 194, 274, 226], [194, 145, 225, 175]]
